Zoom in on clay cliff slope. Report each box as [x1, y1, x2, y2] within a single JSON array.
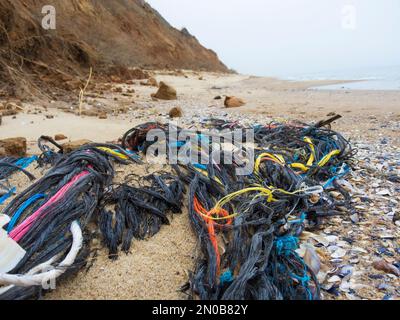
[[0, 0, 229, 98]]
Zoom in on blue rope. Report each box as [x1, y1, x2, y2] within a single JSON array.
[[0, 187, 16, 205], [275, 235, 299, 256], [289, 251, 313, 300], [323, 163, 350, 189], [116, 149, 140, 161], [14, 155, 38, 169], [0, 157, 37, 207], [194, 163, 208, 171], [220, 270, 234, 285], [288, 212, 306, 226], [7, 193, 46, 233], [274, 235, 314, 300], [170, 134, 208, 149]]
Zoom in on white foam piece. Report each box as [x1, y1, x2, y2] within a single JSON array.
[[0, 214, 26, 273]]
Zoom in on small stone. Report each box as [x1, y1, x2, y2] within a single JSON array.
[[110, 75, 121, 83], [46, 115, 54, 119], [141, 77, 158, 87], [54, 134, 68, 141], [153, 82, 177, 100], [62, 139, 93, 153], [98, 112, 108, 119], [372, 260, 400, 276], [0, 137, 27, 157], [80, 110, 98, 117], [224, 96, 246, 108], [350, 213, 359, 224], [168, 107, 183, 118]]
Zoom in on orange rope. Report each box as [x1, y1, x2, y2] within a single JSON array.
[[193, 196, 232, 276]]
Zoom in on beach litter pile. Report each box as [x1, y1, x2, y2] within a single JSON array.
[[0, 115, 398, 300]]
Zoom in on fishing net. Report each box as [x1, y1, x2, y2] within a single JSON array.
[[0, 115, 356, 300]]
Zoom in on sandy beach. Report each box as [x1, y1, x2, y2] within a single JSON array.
[[1, 71, 399, 300], [1, 72, 399, 149]]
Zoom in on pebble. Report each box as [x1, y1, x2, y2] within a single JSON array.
[[350, 213, 359, 223]]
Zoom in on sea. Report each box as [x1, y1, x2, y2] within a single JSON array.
[[282, 65, 400, 91]]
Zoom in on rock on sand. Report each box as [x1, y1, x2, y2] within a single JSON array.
[[153, 82, 177, 100], [224, 96, 245, 108]]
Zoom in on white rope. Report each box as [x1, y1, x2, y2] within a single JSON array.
[[0, 255, 62, 296], [0, 221, 82, 287]]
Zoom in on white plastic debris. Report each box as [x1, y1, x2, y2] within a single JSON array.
[[0, 221, 82, 287], [0, 214, 26, 273]]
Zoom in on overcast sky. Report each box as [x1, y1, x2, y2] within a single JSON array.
[[146, 0, 400, 77]]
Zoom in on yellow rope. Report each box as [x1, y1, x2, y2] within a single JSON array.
[[304, 137, 315, 167], [96, 147, 129, 160], [203, 183, 323, 221], [254, 152, 285, 174], [318, 149, 341, 167], [288, 137, 340, 172]]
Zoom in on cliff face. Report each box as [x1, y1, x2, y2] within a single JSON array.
[[68, 0, 228, 71], [3, 0, 228, 71], [0, 0, 228, 97]]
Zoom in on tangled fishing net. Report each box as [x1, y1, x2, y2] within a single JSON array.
[[0, 115, 356, 300]]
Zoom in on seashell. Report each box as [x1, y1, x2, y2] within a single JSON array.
[[303, 244, 321, 275], [328, 275, 341, 283], [331, 248, 347, 259], [339, 265, 354, 277]]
